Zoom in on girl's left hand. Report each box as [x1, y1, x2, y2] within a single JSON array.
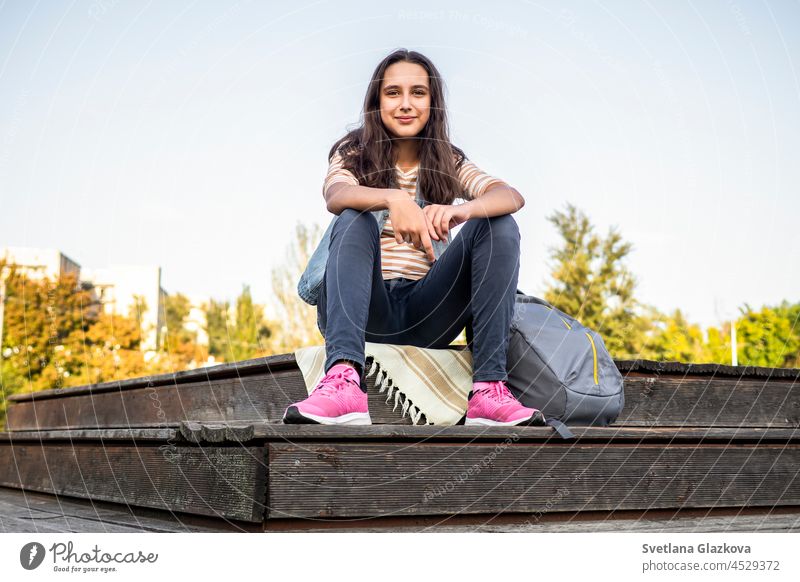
[[423, 203, 472, 241]]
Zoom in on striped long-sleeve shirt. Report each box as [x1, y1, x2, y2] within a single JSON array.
[[323, 149, 506, 281]]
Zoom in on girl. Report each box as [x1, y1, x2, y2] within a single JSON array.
[[286, 48, 545, 427]]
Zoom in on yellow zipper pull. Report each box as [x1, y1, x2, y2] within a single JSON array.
[[584, 332, 599, 385], [543, 304, 572, 329]]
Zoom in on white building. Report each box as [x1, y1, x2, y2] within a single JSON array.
[[1, 246, 81, 283], [81, 264, 166, 353], [2, 247, 215, 361]]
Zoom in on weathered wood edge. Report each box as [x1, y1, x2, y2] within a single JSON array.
[[0, 428, 180, 441], [0, 485, 262, 532], [8, 352, 298, 402], [11, 349, 799, 404], [3, 485, 798, 533], [182, 423, 800, 443], [4, 424, 799, 445], [615, 359, 800, 380], [0, 443, 267, 523]]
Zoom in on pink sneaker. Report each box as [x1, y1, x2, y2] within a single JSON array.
[[282, 363, 371, 425], [465, 380, 546, 426]]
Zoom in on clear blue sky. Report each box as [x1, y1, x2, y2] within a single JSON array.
[[1, 0, 798, 328]]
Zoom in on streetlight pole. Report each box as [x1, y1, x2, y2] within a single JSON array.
[[0, 266, 9, 356]]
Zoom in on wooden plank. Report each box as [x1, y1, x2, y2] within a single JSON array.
[[6, 375, 294, 431], [7, 353, 299, 401], [5, 369, 421, 431], [470, 512, 800, 533], [178, 422, 800, 444], [0, 444, 266, 522], [0, 428, 179, 441], [619, 376, 800, 428], [282, 513, 800, 533], [1, 514, 149, 533], [266, 442, 800, 519], [616, 358, 800, 380], [6, 486, 797, 534], [8, 369, 799, 432], [2, 423, 797, 445], [0, 486, 258, 533], [11, 352, 795, 404]]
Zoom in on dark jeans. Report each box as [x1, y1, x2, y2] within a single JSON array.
[[317, 208, 521, 382]]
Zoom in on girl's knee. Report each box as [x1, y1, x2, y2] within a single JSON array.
[[488, 213, 519, 235], [333, 208, 379, 235], [338, 207, 376, 224], [331, 208, 380, 240], [469, 213, 519, 240]]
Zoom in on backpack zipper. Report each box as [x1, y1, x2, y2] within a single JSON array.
[[543, 305, 572, 330], [584, 332, 599, 385], [540, 304, 599, 385]]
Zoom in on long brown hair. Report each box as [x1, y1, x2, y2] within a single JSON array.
[[329, 49, 467, 205]]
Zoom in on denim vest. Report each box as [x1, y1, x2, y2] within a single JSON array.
[[297, 192, 452, 306]]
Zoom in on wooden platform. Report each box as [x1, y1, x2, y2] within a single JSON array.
[[2, 486, 799, 533], [1, 352, 799, 532]]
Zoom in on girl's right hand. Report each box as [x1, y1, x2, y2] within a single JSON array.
[[386, 191, 436, 263]]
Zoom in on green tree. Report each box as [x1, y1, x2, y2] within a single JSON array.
[[158, 292, 208, 370], [647, 309, 712, 363], [543, 203, 651, 358], [205, 298, 231, 360], [230, 285, 271, 361], [705, 322, 733, 364], [736, 303, 800, 368], [0, 353, 28, 429], [774, 300, 800, 368]]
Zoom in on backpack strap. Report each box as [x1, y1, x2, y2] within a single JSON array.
[[514, 289, 557, 310], [546, 418, 575, 440]]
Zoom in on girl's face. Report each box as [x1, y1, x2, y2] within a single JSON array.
[[379, 61, 431, 140]]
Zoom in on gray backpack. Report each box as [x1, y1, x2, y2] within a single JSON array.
[[503, 290, 625, 438]]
